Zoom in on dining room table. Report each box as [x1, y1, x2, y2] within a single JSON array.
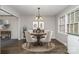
[[30, 32, 47, 46]]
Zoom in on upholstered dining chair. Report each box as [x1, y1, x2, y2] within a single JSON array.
[[40, 31, 53, 48], [40, 30, 49, 38], [28, 30, 35, 38], [25, 31, 37, 48], [28, 30, 33, 33]]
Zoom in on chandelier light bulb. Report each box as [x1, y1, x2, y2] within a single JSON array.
[[35, 7, 43, 21]]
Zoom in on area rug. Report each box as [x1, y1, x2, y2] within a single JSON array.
[[22, 43, 55, 53]]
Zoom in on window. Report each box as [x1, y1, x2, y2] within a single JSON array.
[[39, 22, 44, 30], [67, 10, 79, 35], [58, 15, 65, 33], [58, 7, 79, 36], [33, 21, 38, 29], [33, 21, 44, 30]]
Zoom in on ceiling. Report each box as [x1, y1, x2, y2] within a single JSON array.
[[8, 5, 69, 16], [0, 9, 11, 15]]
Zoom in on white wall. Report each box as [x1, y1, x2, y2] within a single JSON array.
[[20, 16, 56, 39], [0, 6, 56, 40], [68, 35, 79, 54], [0, 16, 18, 39], [55, 5, 79, 46], [0, 5, 20, 40]]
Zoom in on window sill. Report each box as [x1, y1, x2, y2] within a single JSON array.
[[68, 33, 79, 36], [58, 32, 68, 35]]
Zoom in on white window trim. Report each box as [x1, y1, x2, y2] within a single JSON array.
[[58, 15, 66, 34], [58, 6, 79, 36]]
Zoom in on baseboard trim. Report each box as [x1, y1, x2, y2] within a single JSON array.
[[56, 39, 67, 46], [11, 39, 18, 40]]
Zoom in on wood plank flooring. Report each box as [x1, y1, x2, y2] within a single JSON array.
[[1, 39, 68, 54]]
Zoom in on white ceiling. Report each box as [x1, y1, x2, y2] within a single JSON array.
[[9, 5, 69, 16], [0, 9, 11, 15]]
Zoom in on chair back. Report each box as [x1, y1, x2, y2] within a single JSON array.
[[25, 31, 33, 42], [45, 31, 53, 42], [28, 30, 33, 33], [44, 30, 49, 33]]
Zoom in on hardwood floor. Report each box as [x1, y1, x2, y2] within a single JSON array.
[[1, 39, 68, 54]]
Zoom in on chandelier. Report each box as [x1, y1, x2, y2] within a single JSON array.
[[35, 7, 43, 21]]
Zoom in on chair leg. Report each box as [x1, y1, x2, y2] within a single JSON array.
[[30, 42, 32, 47], [49, 42, 52, 48], [46, 42, 49, 48], [27, 42, 30, 48], [47, 42, 51, 48]]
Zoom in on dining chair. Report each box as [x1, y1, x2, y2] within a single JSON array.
[[28, 30, 35, 38], [41, 30, 49, 38], [28, 30, 33, 33], [25, 31, 37, 48], [40, 31, 53, 48]]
